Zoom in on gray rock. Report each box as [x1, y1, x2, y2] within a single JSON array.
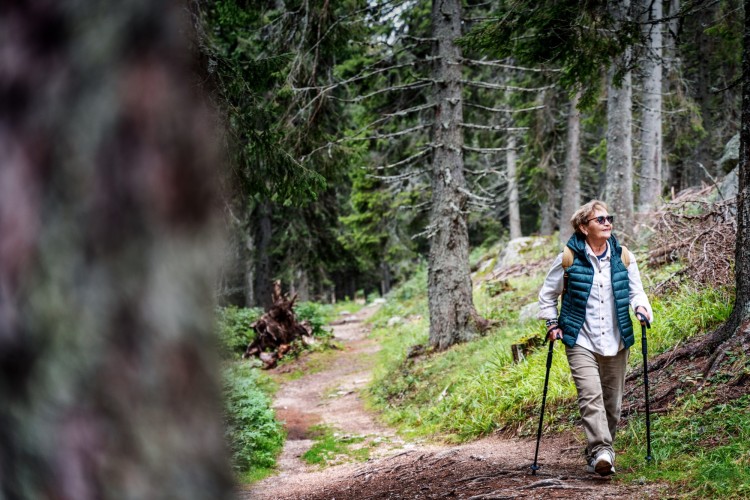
[[492, 236, 546, 274], [518, 302, 539, 323], [717, 166, 738, 202], [717, 133, 739, 173], [387, 316, 403, 327]]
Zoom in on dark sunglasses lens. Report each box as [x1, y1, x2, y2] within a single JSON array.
[[596, 216, 614, 224]]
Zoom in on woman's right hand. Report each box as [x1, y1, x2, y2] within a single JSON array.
[[547, 325, 563, 342]]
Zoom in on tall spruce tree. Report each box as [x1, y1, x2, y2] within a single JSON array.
[[427, 0, 485, 348], [605, 0, 635, 240], [638, 0, 664, 212]]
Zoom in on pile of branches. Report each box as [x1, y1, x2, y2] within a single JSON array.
[[243, 281, 315, 369], [645, 186, 736, 294]]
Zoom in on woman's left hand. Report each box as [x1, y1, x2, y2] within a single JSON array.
[[635, 306, 651, 322]]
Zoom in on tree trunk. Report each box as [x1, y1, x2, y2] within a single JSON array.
[[638, 0, 663, 212], [605, 0, 635, 241], [245, 231, 256, 307], [690, 1, 718, 185], [428, 0, 483, 350], [507, 133, 522, 240], [292, 268, 310, 303], [381, 260, 391, 296], [736, 0, 750, 323], [0, 2, 233, 498], [254, 201, 273, 309], [560, 90, 582, 244]]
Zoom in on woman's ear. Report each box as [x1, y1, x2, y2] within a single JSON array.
[[579, 225, 588, 236]]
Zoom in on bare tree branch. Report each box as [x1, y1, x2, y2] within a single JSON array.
[[464, 102, 546, 114], [462, 80, 556, 92], [460, 58, 561, 73], [460, 123, 529, 132]]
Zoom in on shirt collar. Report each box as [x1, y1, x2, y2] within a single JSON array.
[[585, 241, 610, 261]]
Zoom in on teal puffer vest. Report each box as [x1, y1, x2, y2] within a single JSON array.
[[557, 233, 634, 349]]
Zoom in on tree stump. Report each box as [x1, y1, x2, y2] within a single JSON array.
[[243, 281, 313, 368]]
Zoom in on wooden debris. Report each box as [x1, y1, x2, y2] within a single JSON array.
[[510, 333, 543, 363], [242, 280, 314, 369]]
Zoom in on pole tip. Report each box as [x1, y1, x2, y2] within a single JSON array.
[[530, 464, 539, 475], [646, 455, 653, 462]]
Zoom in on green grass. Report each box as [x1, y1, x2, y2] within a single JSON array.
[[301, 424, 371, 466], [617, 393, 750, 497]]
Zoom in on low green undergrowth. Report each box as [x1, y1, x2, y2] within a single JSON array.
[[222, 361, 284, 483]]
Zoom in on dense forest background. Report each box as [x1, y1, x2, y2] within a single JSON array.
[[202, 0, 741, 310]]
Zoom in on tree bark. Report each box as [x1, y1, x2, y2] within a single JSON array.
[[0, 1, 233, 497], [507, 133, 522, 240], [736, 0, 750, 323], [428, 0, 483, 350], [605, 0, 635, 240], [254, 201, 273, 309], [245, 231, 256, 307], [689, 1, 718, 184], [381, 260, 391, 296], [638, 0, 663, 212], [560, 90, 582, 244], [292, 268, 310, 302]]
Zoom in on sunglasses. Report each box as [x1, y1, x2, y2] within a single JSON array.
[[587, 215, 614, 225]]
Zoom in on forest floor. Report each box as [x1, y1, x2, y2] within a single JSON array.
[[240, 305, 673, 499]]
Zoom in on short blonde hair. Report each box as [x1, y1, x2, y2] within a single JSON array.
[[570, 200, 608, 235]]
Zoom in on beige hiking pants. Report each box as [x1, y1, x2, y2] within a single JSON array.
[[565, 344, 629, 460]]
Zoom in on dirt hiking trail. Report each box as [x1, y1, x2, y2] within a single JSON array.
[[241, 305, 669, 499]]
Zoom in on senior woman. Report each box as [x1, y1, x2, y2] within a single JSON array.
[[538, 200, 653, 476]]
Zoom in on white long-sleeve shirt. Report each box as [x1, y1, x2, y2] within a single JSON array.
[[537, 241, 653, 356]]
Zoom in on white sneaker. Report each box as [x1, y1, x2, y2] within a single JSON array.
[[591, 450, 615, 476]]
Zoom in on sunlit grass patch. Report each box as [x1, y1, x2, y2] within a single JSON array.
[[302, 424, 371, 466]]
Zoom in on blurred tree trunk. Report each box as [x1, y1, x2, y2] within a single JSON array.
[[638, 0, 664, 212], [428, 0, 484, 350], [507, 132, 522, 240], [605, 0, 635, 240], [560, 90, 582, 244], [0, 1, 233, 498]]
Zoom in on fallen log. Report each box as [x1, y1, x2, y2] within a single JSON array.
[[243, 281, 313, 369]]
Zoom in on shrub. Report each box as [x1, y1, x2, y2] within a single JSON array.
[[216, 306, 263, 358], [295, 301, 332, 338]]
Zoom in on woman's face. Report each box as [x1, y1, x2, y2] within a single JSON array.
[[580, 207, 612, 242]]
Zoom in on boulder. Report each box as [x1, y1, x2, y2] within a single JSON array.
[[491, 236, 547, 274], [518, 302, 539, 323], [717, 133, 739, 173]]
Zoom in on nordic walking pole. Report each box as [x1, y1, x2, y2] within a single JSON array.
[[637, 312, 653, 462], [531, 336, 557, 475]]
